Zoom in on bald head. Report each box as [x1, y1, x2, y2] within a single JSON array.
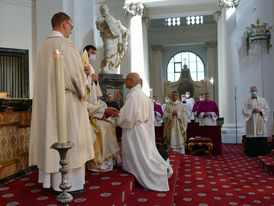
[[125, 73, 140, 89]]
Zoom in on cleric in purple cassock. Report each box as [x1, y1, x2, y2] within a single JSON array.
[[192, 93, 205, 123], [196, 92, 219, 126], [154, 103, 164, 126]]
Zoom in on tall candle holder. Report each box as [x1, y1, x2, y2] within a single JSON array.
[[51, 142, 75, 206]]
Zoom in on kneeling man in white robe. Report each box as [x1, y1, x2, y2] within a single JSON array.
[[118, 73, 173, 191]]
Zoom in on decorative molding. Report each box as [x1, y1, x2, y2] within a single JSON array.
[[213, 10, 221, 22], [143, 16, 150, 26], [150, 44, 163, 51], [146, 2, 217, 20], [217, 0, 241, 9], [123, 2, 144, 16], [0, 0, 35, 7], [206, 41, 217, 48]]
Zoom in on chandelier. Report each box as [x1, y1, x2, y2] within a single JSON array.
[[245, 18, 272, 55], [217, 0, 241, 9]]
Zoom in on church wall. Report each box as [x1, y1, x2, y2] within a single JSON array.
[[0, 0, 35, 97], [235, 0, 274, 136], [148, 23, 217, 103]]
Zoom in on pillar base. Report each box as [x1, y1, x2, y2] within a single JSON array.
[[221, 123, 245, 144]]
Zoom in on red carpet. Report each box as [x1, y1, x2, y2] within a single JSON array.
[[0, 144, 273, 206]]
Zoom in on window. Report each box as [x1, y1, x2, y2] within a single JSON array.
[[164, 16, 204, 27], [166, 51, 205, 82], [186, 16, 204, 25], [164, 17, 181, 26], [0, 48, 29, 98]]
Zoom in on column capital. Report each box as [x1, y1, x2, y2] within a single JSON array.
[[217, 0, 241, 9], [213, 10, 221, 22], [150, 44, 163, 51], [206, 41, 217, 48], [123, 2, 144, 16]]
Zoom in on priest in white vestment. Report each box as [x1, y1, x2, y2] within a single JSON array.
[[82, 45, 102, 103], [185, 91, 195, 121], [181, 94, 193, 123], [242, 86, 270, 137], [83, 65, 120, 172], [118, 73, 173, 191], [29, 12, 94, 193], [165, 91, 188, 154]]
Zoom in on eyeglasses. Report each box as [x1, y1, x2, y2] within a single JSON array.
[[67, 21, 74, 31]]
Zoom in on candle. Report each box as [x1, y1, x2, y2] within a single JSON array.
[[54, 50, 67, 143], [150, 88, 153, 100]]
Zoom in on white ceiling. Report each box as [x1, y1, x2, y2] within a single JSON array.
[[141, 0, 216, 8], [96, 0, 218, 19], [142, 0, 218, 19]]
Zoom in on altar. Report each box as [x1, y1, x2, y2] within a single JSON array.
[[186, 123, 223, 155], [0, 98, 32, 180]]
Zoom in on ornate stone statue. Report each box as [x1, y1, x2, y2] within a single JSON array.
[[96, 5, 129, 74]]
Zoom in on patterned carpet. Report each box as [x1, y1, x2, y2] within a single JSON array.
[[0, 144, 273, 206]]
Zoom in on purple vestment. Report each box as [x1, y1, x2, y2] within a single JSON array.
[[192, 101, 201, 112], [154, 103, 163, 116], [196, 100, 219, 117]]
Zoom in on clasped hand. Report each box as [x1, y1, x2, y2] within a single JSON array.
[[252, 108, 261, 113], [92, 74, 99, 82], [105, 107, 119, 117], [172, 110, 178, 116], [204, 112, 212, 117]]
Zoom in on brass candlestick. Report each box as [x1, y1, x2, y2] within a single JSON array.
[[51, 142, 75, 206]]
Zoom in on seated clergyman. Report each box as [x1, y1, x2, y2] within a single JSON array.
[[84, 66, 121, 172]]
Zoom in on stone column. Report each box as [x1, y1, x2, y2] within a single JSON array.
[[217, 8, 244, 143], [206, 41, 217, 103], [214, 10, 224, 117], [150, 45, 164, 102], [123, 1, 150, 96], [142, 16, 150, 96]]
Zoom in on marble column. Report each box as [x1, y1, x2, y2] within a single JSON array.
[[217, 8, 244, 143], [142, 16, 150, 97], [150, 45, 164, 102], [214, 10, 224, 118], [206, 41, 217, 103], [123, 1, 150, 96]]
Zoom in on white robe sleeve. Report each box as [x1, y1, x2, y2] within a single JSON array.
[[210, 112, 218, 122], [118, 95, 136, 129], [261, 98, 270, 122], [164, 104, 173, 120], [198, 112, 205, 120], [177, 105, 188, 131]]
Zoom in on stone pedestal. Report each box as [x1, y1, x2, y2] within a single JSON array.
[[98, 74, 124, 107]]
